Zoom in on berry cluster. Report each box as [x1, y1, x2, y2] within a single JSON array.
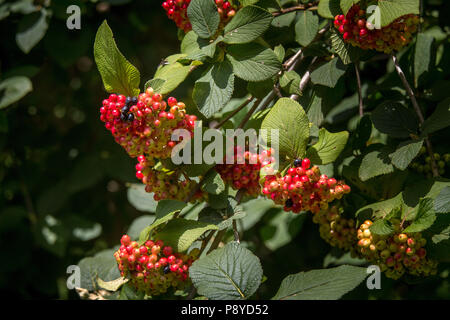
[[114, 235, 199, 296], [215, 147, 275, 197], [357, 219, 438, 279], [312, 204, 357, 252], [334, 4, 419, 53], [162, 0, 237, 33], [410, 147, 449, 178], [100, 87, 197, 160], [135, 155, 206, 202], [262, 158, 351, 214]]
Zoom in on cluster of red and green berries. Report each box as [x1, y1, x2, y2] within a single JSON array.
[[357, 219, 437, 280], [312, 204, 357, 252], [100, 87, 197, 160], [162, 0, 237, 33], [262, 158, 351, 214], [215, 147, 275, 197], [410, 147, 450, 178], [114, 235, 200, 296], [135, 155, 206, 202], [334, 4, 419, 53]]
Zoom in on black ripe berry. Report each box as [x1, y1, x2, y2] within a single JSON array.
[[131, 97, 138, 104], [125, 97, 131, 105], [163, 265, 171, 274], [121, 106, 130, 113], [293, 159, 302, 167], [285, 198, 293, 207], [127, 113, 135, 121], [120, 113, 128, 121]]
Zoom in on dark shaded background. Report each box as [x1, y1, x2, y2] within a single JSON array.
[[0, 0, 449, 299]]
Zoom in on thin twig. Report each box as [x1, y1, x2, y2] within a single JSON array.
[[354, 61, 364, 117], [237, 99, 262, 129], [213, 96, 254, 129], [272, 2, 319, 17], [207, 229, 227, 254], [391, 54, 439, 177], [290, 56, 318, 100]]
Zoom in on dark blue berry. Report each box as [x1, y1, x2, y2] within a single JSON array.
[[120, 113, 127, 121], [285, 199, 293, 207], [294, 159, 302, 167], [163, 265, 170, 274], [127, 113, 134, 121], [121, 106, 130, 113], [131, 97, 138, 104], [125, 97, 131, 105]]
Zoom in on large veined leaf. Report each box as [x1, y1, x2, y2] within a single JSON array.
[[193, 60, 235, 118], [389, 139, 424, 170], [371, 101, 419, 139], [138, 200, 187, 242], [377, 0, 420, 27], [261, 98, 310, 159], [306, 128, 349, 165], [317, 0, 341, 19], [358, 146, 395, 181], [77, 249, 121, 291], [414, 33, 435, 88], [310, 58, 347, 88], [404, 198, 436, 233], [330, 30, 360, 65], [223, 5, 273, 44], [226, 43, 281, 82], [435, 187, 450, 213], [153, 54, 193, 95], [295, 10, 319, 47], [187, 0, 220, 39], [153, 218, 218, 252], [421, 97, 450, 136], [94, 20, 140, 97], [272, 265, 367, 300], [189, 242, 263, 300]]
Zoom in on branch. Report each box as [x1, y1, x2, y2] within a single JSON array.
[[391, 54, 439, 177], [237, 98, 262, 129], [213, 96, 254, 129], [354, 62, 364, 117], [272, 2, 319, 17], [290, 56, 318, 100]]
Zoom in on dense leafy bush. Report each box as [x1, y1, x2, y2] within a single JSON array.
[[0, 0, 449, 300]]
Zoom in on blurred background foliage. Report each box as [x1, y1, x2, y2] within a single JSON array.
[[0, 0, 449, 299]]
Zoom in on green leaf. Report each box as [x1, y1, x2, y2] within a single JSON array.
[[138, 200, 187, 242], [310, 58, 347, 88], [198, 198, 246, 230], [279, 70, 301, 95], [153, 54, 193, 95], [295, 11, 319, 47], [93, 20, 140, 97], [223, 5, 273, 44], [371, 101, 419, 139], [273, 44, 285, 62], [261, 98, 310, 159], [340, 0, 360, 15], [389, 139, 423, 170], [16, 9, 49, 53], [202, 171, 225, 195], [306, 128, 349, 165], [127, 184, 158, 213], [370, 219, 395, 236], [187, 0, 220, 39], [318, 0, 341, 19], [421, 97, 450, 135], [404, 198, 436, 233], [181, 30, 210, 54], [189, 242, 263, 299], [378, 0, 420, 28], [271, 11, 296, 28], [358, 146, 395, 181], [77, 249, 121, 291], [435, 187, 450, 213], [247, 78, 274, 98], [97, 277, 128, 292], [154, 218, 218, 252], [414, 33, 435, 88], [144, 78, 165, 93], [330, 30, 360, 65], [226, 43, 281, 82], [193, 60, 235, 118], [272, 265, 367, 300], [0, 76, 33, 109]]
